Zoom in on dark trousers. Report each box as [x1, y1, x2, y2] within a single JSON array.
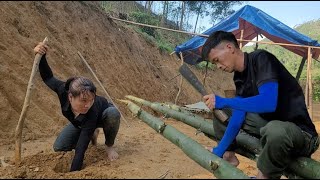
[[213, 108, 319, 179], [53, 106, 121, 151]]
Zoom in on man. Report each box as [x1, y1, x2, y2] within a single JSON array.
[[34, 42, 121, 171], [201, 31, 319, 179]]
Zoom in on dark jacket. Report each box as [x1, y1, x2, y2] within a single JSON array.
[[39, 55, 112, 171]]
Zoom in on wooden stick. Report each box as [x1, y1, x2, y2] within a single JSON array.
[[308, 47, 313, 119], [168, 73, 181, 82], [109, 16, 208, 37], [109, 16, 320, 51], [14, 37, 48, 165], [239, 29, 244, 49], [77, 51, 130, 127], [175, 52, 184, 104]]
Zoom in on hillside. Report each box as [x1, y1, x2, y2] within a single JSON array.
[[243, 19, 320, 77], [0, 1, 237, 178]]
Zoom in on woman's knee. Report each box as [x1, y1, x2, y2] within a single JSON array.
[[102, 107, 121, 123]]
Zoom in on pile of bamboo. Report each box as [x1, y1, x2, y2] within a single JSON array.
[[120, 95, 320, 179]]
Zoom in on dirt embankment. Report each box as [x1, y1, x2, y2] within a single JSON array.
[[0, 1, 240, 179]]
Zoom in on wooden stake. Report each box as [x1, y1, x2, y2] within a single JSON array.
[[15, 37, 48, 165], [77, 51, 130, 127], [175, 52, 184, 104], [308, 47, 313, 119], [239, 29, 244, 49]]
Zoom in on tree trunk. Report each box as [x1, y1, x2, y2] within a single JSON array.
[[193, 2, 203, 33], [160, 1, 167, 26], [179, 1, 185, 30], [147, 1, 153, 15], [120, 99, 250, 179]]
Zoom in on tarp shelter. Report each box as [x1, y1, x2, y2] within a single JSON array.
[[174, 5, 320, 65]]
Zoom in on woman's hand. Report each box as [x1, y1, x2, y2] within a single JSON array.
[[33, 42, 48, 55]]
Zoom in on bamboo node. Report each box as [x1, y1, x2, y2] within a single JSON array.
[[137, 109, 142, 117], [210, 160, 219, 171], [158, 123, 167, 133]]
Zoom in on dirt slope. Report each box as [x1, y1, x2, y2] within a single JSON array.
[[0, 1, 234, 145], [0, 1, 236, 178], [0, 1, 318, 179]]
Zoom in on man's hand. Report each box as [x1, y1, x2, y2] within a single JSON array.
[[34, 42, 48, 55], [203, 94, 216, 110]]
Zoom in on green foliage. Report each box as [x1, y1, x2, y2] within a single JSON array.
[[125, 12, 191, 54], [129, 11, 159, 37], [195, 61, 216, 70]]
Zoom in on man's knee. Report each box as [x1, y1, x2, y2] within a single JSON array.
[[53, 139, 74, 152], [260, 121, 290, 144], [102, 107, 121, 123], [53, 144, 72, 152]]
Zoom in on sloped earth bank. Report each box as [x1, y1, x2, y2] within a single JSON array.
[[0, 1, 319, 179]]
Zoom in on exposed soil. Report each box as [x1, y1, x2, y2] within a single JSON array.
[[0, 1, 319, 179]]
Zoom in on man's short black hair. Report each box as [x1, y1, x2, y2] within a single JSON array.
[[201, 31, 239, 61]]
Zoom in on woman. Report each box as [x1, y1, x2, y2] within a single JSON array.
[[34, 42, 121, 172]]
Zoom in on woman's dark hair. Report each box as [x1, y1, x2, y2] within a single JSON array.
[[201, 31, 239, 61], [65, 76, 96, 97]]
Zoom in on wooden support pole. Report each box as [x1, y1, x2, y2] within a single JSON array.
[[255, 33, 259, 50], [175, 52, 184, 104], [296, 56, 307, 81], [15, 37, 48, 165], [239, 29, 244, 49], [307, 47, 313, 119], [77, 51, 130, 127]]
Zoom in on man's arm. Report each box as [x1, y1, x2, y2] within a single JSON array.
[[212, 109, 246, 157], [34, 42, 64, 93], [70, 127, 95, 171], [215, 81, 278, 113], [39, 55, 64, 93]]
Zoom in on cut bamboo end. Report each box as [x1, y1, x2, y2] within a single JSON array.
[[117, 99, 131, 105]]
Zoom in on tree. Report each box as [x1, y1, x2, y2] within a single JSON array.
[[209, 1, 244, 24], [179, 1, 186, 30], [188, 1, 243, 33]]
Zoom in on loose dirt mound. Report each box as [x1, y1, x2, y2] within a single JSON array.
[[0, 1, 319, 179]]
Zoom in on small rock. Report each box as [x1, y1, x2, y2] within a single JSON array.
[[34, 167, 39, 172], [56, 155, 63, 159]]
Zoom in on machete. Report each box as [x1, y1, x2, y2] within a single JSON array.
[[179, 63, 228, 122]]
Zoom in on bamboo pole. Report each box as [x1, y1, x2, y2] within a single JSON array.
[[109, 15, 320, 51], [174, 52, 184, 104], [119, 99, 250, 179], [125, 95, 261, 156], [77, 51, 130, 127], [125, 95, 320, 179], [14, 37, 48, 165]]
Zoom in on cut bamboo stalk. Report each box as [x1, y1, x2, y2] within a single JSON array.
[[125, 95, 261, 156], [125, 95, 320, 179], [77, 51, 130, 127], [15, 37, 48, 165], [119, 99, 250, 179]]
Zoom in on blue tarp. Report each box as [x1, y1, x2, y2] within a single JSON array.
[[175, 5, 320, 65]]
